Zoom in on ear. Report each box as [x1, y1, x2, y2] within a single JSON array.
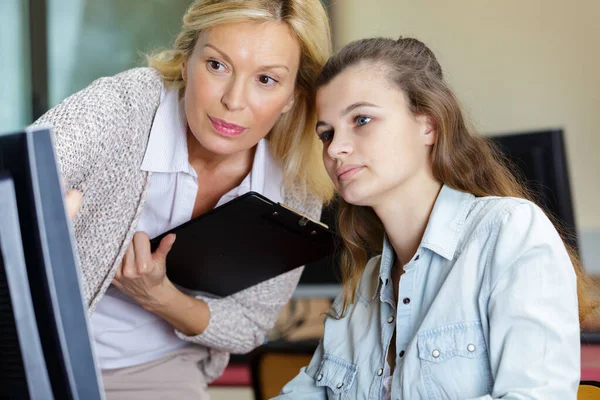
[[418, 114, 437, 146], [281, 91, 296, 114]]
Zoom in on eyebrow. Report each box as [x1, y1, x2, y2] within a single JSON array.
[[203, 43, 290, 71], [315, 101, 380, 130]]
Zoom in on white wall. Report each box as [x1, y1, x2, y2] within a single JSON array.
[[331, 0, 600, 272]]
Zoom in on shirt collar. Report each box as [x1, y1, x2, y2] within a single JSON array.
[[141, 86, 191, 174], [375, 184, 475, 290], [420, 184, 474, 260]]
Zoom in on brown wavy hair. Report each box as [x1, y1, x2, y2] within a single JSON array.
[[317, 37, 597, 322]]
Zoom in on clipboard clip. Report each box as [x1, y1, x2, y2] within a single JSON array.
[[268, 204, 328, 238], [298, 217, 309, 227]]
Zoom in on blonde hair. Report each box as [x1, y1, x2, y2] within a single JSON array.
[[318, 37, 598, 322], [147, 0, 334, 202]]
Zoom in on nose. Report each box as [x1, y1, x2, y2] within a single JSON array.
[[221, 75, 247, 111], [326, 130, 353, 161]]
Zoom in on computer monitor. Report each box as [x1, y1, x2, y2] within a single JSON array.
[[489, 128, 578, 251], [0, 127, 103, 399], [297, 128, 578, 297]]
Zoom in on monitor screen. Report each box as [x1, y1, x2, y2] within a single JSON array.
[[0, 127, 103, 399]]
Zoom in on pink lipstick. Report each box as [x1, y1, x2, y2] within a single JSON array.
[[209, 116, 247, 137]]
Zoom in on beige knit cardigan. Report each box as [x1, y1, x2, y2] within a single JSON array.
[[33, 67, 322, 381]]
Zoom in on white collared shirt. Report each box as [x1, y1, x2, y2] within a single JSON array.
[[90, 85, 284, 370]]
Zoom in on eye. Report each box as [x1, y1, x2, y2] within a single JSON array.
[[258, 75, 278, 86], [355, 116, 372, 127], [207, 59, 226, 72], [317, 130, 334, 143]]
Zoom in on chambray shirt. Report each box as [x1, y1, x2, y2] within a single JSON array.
[[277, 185, 580, 399]]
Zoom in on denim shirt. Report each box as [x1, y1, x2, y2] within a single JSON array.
[[277, 185, 580, 400]]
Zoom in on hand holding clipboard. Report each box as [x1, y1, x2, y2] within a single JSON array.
[[150, 191, 336, 297]]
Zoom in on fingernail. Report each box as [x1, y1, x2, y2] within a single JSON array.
[[171, 234, 176, 244]]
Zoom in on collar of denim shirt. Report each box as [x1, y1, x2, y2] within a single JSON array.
[[359, 184, 476, 303]]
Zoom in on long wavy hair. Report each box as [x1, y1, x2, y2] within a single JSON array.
[[147, 0, 334, 202], [317, 37, 597, 321]]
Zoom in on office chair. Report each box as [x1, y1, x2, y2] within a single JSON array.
[[579, 381, 600, 399], [250, 339, 318, 400]]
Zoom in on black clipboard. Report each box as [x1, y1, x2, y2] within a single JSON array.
[[149, 191, 336, 297]]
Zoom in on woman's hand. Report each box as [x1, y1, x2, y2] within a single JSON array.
[[112, 232, 210, 335], [113, 232, 177, 310], [65, 189, 83, 220]]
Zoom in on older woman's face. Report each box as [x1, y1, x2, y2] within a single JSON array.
[[182, 21, 301, 156]]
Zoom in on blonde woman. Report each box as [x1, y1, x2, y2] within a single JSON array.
[[34, 0, 333, 398]]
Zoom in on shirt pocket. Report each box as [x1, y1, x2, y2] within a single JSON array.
[[314, 354, 357, 399], [417, 321, 493, 400]]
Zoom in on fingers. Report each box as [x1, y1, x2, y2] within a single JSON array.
[[120, 242, 137, 279], [153, 234, 176, 265], [133, 232, 152, 275], [65, 189, 83, 220], [113, 232, 173, 286]]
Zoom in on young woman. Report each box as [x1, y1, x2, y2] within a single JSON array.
[[34, 0, 333, 397], [278, 37, 596, 399]]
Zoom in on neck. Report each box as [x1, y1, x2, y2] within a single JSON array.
[[372, 170, 442, 266]]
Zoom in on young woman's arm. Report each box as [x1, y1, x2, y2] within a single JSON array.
[[477, 202, 580, 399]]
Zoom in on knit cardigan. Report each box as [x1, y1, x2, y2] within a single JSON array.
[[33, 67, 322, 381]]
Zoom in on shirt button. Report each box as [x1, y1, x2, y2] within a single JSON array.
[[467, 344, 476, 352], [336, 382, 344, 389], [316, 374, 323, 381], [432, 349, 441, 358], [403, 297, 411, 305], [377, 368, 384, 376], [387, 316, 395, 323], [399, 350, 405, 358]]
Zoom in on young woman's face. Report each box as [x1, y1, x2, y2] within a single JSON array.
[[316, 64, 436, 207], [182, 21, 301, 155]]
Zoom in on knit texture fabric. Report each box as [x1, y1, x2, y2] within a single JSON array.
[[33, 67, 323, 381]]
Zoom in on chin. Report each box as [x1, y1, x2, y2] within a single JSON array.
[[338, 186, 372, 207], [196, 132, 255, 156]]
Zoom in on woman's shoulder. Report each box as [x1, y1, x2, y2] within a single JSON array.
[[74, 67, 164, 116], [461, 195, 567, 268], [34, 67, 164, 130], [32, 67, 165, 183], [463, 195, 550, 239], [35, 67, 164, 140], [104, 67, 164, 100], [283, 185, 323, 222]]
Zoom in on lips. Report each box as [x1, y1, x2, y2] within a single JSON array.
[[208, 116, 247, 137], [337, 164, 364, 182]]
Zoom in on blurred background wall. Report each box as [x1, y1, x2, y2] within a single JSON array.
[[0, 0, 31, 133], [1, 0, 598, 273], [331, 0, 600, 273]]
